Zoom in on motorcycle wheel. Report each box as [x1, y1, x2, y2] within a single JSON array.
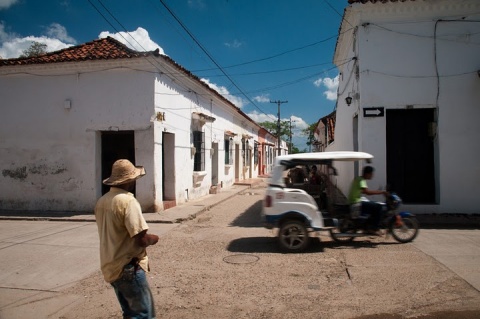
[[278, 220, 310, 252], [330, 219, 356, 243], [390, 217, 419, 243]]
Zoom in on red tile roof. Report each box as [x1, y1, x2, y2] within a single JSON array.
[[0, 37, 159, 66], [0, 36, 266, 131], [348, 0, 416, 3]]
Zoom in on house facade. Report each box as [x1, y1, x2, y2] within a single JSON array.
[[0, 37, 273, 213], [313, 111, 336, 152], [328, 0, 480, 214]]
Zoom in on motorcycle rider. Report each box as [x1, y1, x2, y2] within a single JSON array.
[[348, 166, 388, 236]]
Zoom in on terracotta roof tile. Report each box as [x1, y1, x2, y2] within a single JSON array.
[[0, 36, 159, 66], [0, 35, 265, 130], [348, 0, 416, 3]]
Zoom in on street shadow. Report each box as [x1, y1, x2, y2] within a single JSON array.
[[229, 199, 264, 228], [417, 214, 480, 230], [0, 210, 92, 218], [226, 236, 326, 254], [226, 236, 401, 254]]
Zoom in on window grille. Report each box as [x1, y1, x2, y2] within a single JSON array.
[[224, 139, 233, 165], [193, 131, 205, 171]]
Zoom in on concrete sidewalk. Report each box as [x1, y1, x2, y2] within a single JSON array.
[[0, 181, 263, 224]]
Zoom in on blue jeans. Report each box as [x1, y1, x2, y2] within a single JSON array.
[[111, 264, 156, 319], [361, 201, 383, 230]]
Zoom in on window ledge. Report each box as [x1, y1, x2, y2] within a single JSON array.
[[193, 171, 207, 187], [193, 171, 207, 177]]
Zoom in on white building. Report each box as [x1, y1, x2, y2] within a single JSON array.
[[328, 0, 480, 214], [0, 37, 274, 213]]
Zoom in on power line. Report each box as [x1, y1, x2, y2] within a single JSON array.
[[323, 0, 354, 29], [192, 28, 354, 73], [157, 0, 272, 118]]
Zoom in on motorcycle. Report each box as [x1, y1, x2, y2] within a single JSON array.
[[329, 193, 419, 243]]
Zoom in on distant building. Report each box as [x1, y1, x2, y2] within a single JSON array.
[[328, 0, 480, 214], [313, 111, 336, 152]]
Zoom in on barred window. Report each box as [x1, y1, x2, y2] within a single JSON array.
[[193, 131, 205, 171], [224, 139, 233, 165], [254, 142, 259, 165], [243, 139, 250, 166]]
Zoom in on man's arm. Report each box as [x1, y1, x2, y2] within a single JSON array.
[[134, 230, 159, 247], [361, 188, 387, 196]]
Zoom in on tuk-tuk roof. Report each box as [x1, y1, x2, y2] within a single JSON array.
[[275, 151, 373, 163], [269, 151, 373, 186]]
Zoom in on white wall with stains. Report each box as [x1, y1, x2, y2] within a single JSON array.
[[0, 57, 261, 213]]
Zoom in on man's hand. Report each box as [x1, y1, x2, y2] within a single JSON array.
[[134, 230, 159, 247]]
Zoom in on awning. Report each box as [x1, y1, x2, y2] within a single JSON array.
[[192, 112, 216, 123], [225, 130, 238, 137]]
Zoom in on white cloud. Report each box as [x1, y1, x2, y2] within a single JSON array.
[[224, 39, 243, 49], [0, 0, 19, 10], [290, 115, 308, 131], [0, 22, 75, 58], [253, 94, 270, 103], [314, 75, 339, 101], [247, 111, 308, 136], [201, 78, 247, 108], [99, 27, 165, 54], [247, 110, 277, 123], [46, 23, 76, 43]]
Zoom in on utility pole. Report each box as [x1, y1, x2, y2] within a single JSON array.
[[289, 117, 295, 154], [270, 100, 288, 156]]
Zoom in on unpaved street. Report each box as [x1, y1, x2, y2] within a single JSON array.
[[63, 186, 480, 319]]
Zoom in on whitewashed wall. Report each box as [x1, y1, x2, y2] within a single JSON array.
[[0, 56, 262, 213], [0, 61, 156, 212], [330, 0, 480, 213]]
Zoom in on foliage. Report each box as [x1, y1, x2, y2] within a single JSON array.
[[302, 122, 317, 151], [19, 42, 48, 58], [258, 120, 290, 138]]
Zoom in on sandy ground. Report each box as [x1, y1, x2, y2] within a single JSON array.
[[61, 185, 480, 319]]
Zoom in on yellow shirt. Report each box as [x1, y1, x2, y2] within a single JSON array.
[[94, 187, 149, 283]]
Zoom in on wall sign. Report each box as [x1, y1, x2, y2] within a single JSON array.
[[363, 107, 384, 117]]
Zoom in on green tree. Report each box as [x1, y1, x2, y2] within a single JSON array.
[[258, 120, 290, 138], [290, 145, 301, 154], [20, 41, 48, 58], [259, 120, 295, 152], [302, 123, 317, 152]]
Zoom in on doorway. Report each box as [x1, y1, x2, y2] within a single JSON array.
[[235, 144, 240, 181], [386, 108, 436, 204], [101, 131, 135, 195], [162, 132, 176, 203], [211, 142, 219, 186]]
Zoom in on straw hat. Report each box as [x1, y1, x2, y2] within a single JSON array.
[[103, 159, 146, 186]]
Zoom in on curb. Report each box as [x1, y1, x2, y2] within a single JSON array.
[[0, 184, 257, 224]]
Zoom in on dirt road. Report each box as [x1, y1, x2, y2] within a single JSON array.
[[62, 186, 480, 319]]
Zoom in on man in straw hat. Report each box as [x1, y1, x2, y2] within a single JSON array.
[[95, 159, 159, 318]]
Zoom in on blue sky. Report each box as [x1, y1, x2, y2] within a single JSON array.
[[0, 0, 346, 150]]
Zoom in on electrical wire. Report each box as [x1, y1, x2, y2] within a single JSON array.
[[157, 0, 274, 120], [323, 0, 354, 29], [192, 29, 354, 73], [240, 59, 352, 96]]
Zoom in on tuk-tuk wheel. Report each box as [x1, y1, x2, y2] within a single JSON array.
[[278, 220, 310, 252]]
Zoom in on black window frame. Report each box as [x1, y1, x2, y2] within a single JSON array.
[[193, 130, 205, 171], [224, 138, 233, 165]]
